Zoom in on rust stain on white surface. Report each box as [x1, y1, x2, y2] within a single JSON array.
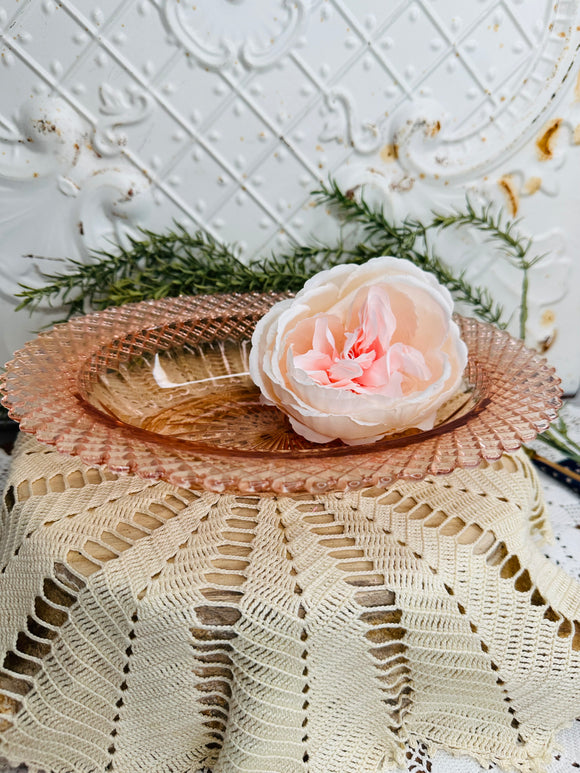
[[536, 118, 563, 160], [380, 143, 398, 162], [539, 330, 557, 353], [498, 174, 519, 216], [542, 309, 556, 326], [524, 176, 542, 194]]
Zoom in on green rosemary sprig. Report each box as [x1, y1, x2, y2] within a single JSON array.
[[315, 180, 505, 326], [431, 201, 545, 339], [536, 416, 580, 466], [409, 220, 504, 327], [314, 179, 419, 248], [16, 182, 505, 328], [432, 200, 532, 260], [17, 229, 244, 318], [18, 216, 388, 318]]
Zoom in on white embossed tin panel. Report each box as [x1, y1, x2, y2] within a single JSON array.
[[0, 0, 579, 391]]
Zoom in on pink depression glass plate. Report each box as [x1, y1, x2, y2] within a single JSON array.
[[1, 293, 562, 494]]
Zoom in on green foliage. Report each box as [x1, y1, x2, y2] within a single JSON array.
[[16, 227, 375, 320], [536, 416, 580, 466], [315, 181, 505, 327], [17, 180, 517, 329], [431, 200, 544, 339]]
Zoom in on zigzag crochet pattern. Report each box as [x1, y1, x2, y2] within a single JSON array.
[[1, 436, 579, 773]]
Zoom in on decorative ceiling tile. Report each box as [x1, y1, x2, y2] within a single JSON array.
[[0, 0, 578, 393]]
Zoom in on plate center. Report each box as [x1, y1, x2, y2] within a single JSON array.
[[83, 338, 320, 452], [80, 334, 478, 456]]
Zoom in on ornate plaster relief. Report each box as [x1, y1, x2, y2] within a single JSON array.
[[0, 0, 578, 390]]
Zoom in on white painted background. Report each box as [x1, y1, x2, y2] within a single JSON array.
[[0, 0, 579, 392]]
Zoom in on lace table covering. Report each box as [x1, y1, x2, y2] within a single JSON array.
[[0, 426, 579, 773]]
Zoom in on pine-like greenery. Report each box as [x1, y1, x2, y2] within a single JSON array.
[[534, 416, 580, 465], [431, 199, 544, 339], [17, 180, 514, 328]]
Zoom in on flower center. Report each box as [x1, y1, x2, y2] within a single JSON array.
[[293, 285, 431, 396]]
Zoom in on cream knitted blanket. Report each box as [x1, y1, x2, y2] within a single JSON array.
[[0, 436, 579, 773]]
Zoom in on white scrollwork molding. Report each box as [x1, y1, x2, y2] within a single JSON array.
[[0, 94, 151, 361], [93, 84, 155, 157], [320, 88, 382, 154], [161, 0, 311, 70], [0, 0, 579, 392]]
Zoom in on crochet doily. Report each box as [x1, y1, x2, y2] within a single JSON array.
[[0, 433, 579, 773]]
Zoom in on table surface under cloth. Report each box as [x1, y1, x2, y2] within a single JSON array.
[[0, 420, 579, 773]]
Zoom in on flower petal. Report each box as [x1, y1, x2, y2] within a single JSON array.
[[250, 255, 467, 445]]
